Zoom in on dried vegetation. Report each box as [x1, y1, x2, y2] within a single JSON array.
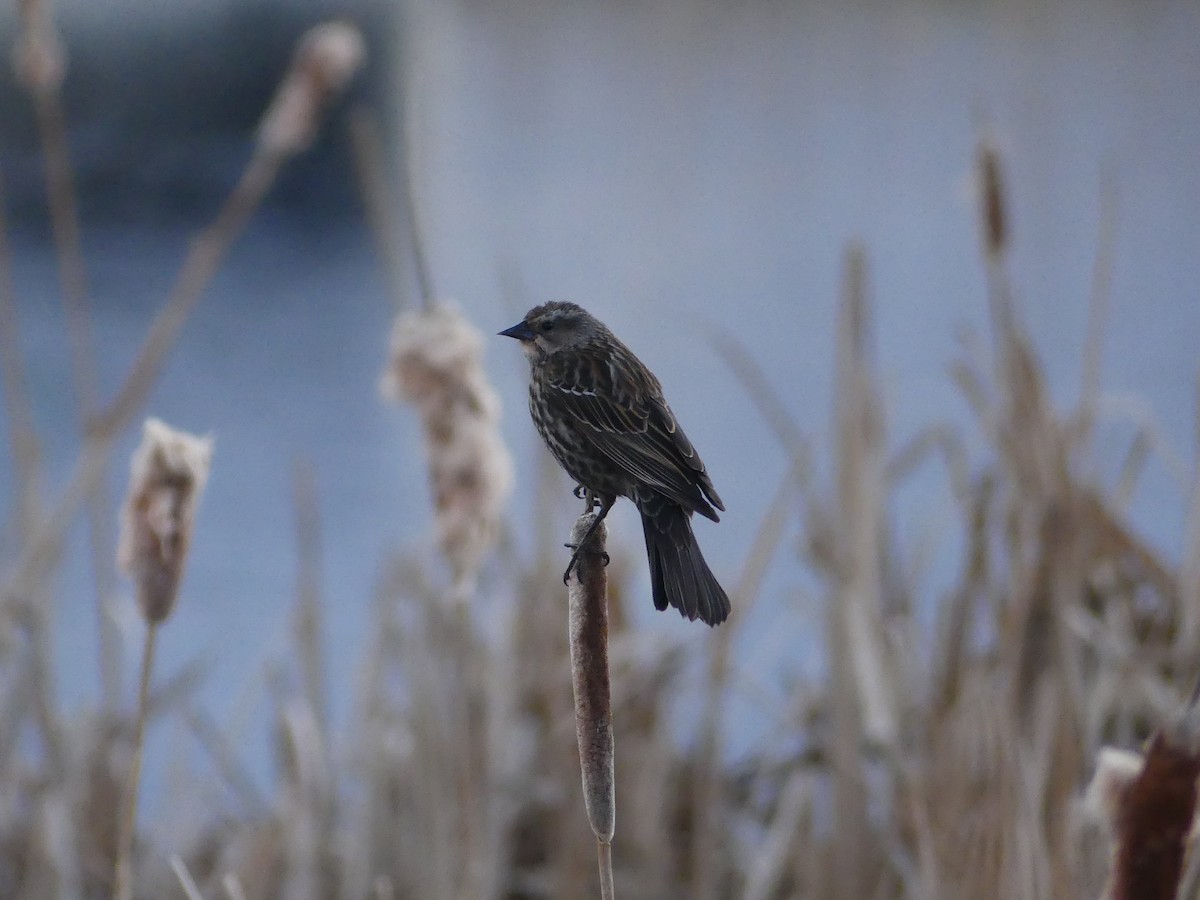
[[0, 9, 1198, 900]]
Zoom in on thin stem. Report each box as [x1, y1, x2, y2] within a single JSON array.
[[223, 873, 249, 900], [398, 112, 434, 308], [32, 86, 92, 407], [114, 621, 159, 900], [292, 460, 327, 734], [0, 147, 286, 612], [0, 171, 42, 538], [0, 178, 65, 770], [32, 82, 124, 711], [1077, 173, 1118, 453], [169, 854, 206, 900], [91, 148, 283, 438], [348, 108, 411, 313], [597, 839, 615, 900]]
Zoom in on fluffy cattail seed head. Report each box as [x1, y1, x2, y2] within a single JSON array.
[[1084, 747, 1144, 832], [13, 0, 66, 95], [257, 21, 366, 158], [117, 418, 213, 624], [381, 304, 513, 588]]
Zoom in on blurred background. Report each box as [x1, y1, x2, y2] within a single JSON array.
[[1, 0, 1199, 896]]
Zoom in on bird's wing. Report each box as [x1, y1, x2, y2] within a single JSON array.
[[541, 346, 724, 518]]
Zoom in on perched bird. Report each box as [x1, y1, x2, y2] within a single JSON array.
[[500, 301, 730, 626]]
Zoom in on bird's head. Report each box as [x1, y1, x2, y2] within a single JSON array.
[[499, 301, 600, 362]]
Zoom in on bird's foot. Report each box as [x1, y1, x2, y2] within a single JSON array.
[[561, 542, 610, 583], [573, 485, 598, 512]]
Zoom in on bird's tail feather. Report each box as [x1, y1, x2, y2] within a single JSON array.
[[639, 500, 730, 626]]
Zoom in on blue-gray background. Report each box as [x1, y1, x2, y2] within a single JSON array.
[[1, 0, 1198, 814]]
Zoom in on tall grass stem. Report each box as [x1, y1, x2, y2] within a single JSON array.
[[113, 621, 158, 900]]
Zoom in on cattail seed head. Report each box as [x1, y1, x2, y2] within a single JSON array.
[[381, 304, 513, 587], [117, 418, 213, 624], [257, 21, 366, 158], [977, 141, 1008, 259], [1084, 747, 1144, 832], [13, 0, 66, 95]]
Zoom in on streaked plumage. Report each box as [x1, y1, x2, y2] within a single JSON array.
[[500, 301, 730, 626]]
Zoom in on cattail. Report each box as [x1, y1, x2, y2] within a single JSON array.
[[117, 418, 213, 624], [257, 21, 366, 159], [12, 0, 66, 96], [1086, 718, 1200, 900], [114, 418, 212, 900], [381, 303, 513, 588], [977, 141, 1008, 260], [566, 511, 615, 898]]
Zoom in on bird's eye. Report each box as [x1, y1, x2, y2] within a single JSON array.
[[539, 321, 554, 333]]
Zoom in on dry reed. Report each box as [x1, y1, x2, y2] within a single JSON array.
[[114, 418, 213, 900], [16, 0, 123, 712], [0, 19, 1195, 896]]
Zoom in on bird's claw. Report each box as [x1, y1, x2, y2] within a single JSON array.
[[573, 484, 588, 500], [561, 542, 610, 583]]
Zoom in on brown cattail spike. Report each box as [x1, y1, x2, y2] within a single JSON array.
[[978, 142, 1008, 259], [1087, 715, 1200, 900], [117, 418, 213, 624], [567, 511, 615, 844], [1109, 726, 1200, 900]]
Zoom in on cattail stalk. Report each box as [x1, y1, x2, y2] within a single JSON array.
[[16, 0, 124, 712], [113, 419, 212, 900], [978, 141, 1007, 262], [292, 460, 328, 734], [348, 109, 412, 313], [170, 854, 206, 900], [0, 173, 40, 526], [567, 511, 615, 898], [223, 873, 250, 900], [596, 841, 615, 900], [1076, 174, 1118, 454], [96, 21, 364, 440], [0, 175, 64, 776], [114, 622, 156, 900], [823, 243, 885, 897]]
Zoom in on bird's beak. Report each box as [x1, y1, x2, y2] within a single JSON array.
[[499, 321, 535, 341]]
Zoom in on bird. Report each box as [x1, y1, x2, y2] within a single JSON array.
[[499, 301, 730, 626]]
